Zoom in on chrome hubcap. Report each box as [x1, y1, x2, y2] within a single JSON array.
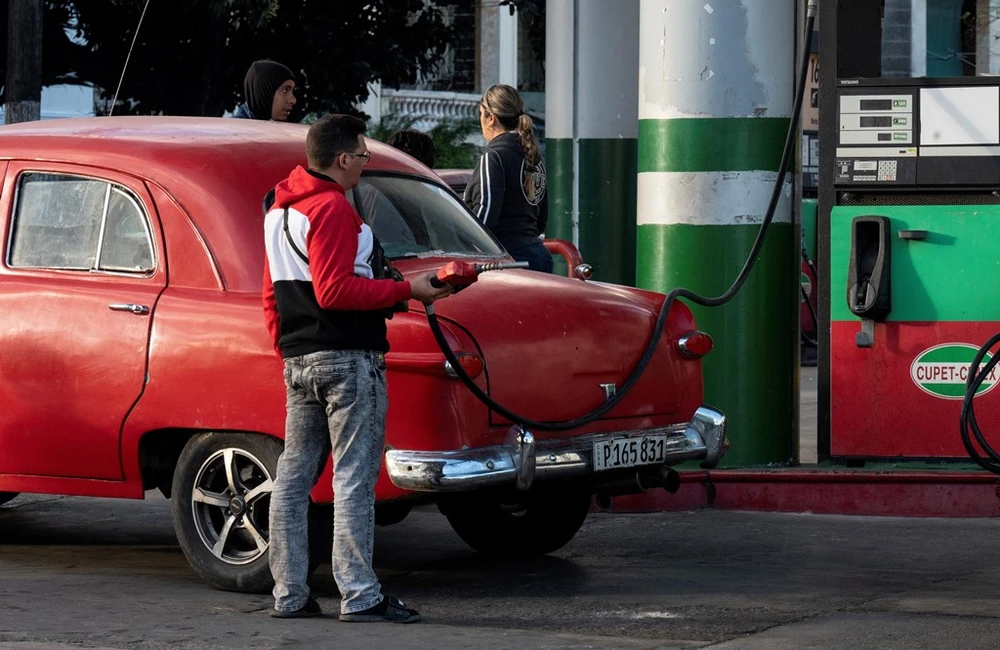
[[190, 448, 273, 566]]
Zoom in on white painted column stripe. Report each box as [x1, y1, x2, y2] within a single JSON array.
[[636, 171, 792, 226]]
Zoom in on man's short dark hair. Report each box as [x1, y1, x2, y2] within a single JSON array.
[[306, 114, 367, 169], [387, 129, 435, 168]]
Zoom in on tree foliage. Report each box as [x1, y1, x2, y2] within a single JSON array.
[[0, 0, 454, 119]]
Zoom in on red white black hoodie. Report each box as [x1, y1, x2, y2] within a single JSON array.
[[262, 166, 411, 358]]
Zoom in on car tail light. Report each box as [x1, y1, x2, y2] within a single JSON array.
[[444, 353, 484, 379], [677, 331, 713, 358]]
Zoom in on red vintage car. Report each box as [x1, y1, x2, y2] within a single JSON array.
[[0, 117, 726, 592]]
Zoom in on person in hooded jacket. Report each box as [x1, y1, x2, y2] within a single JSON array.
[[464, 84, 552, 273], [262, 114, 451, 621], [233, 60, 297, 121]]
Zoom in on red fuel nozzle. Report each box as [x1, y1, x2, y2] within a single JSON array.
[[431, 261, 480, 287], [430, 260, 530, 288]]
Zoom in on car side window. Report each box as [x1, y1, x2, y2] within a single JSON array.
[[8, 172, 155, 274], [99, 187, 154, 272], [351, 180, 424, 249]]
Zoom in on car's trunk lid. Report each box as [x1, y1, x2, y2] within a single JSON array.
[[415, 266, 686, 426]]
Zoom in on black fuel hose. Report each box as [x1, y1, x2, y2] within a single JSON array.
[[959, 334, 1000, 474], [425, 5, 818, 432]]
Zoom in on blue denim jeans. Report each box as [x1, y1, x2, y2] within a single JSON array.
[[269, 349, 387, 614], [507, 240, 554, 273]]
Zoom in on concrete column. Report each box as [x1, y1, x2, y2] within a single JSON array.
[[635, 0, 797, 466], [545, 0, 639, 285], [478, 3, 501, 90], [545, 0, 577, 248], [576, 0, 639, 286], [499, 6, 519, 86], [479, 3, 519, 90]]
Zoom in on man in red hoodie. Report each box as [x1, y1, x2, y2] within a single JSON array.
[[262, 114, 451, 622]]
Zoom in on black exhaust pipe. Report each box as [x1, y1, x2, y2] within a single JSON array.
[[594, 466, 681, 510]]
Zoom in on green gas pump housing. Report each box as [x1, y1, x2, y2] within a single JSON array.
[[819, 2, 1000, 463]]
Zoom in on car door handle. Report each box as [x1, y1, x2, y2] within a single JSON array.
[[108, 303, 150, 315]]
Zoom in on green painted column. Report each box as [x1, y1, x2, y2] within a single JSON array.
[[636, 0, 797, 466], [545, 0, 638, 286]]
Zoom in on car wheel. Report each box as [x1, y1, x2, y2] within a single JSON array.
[[375, 502, 412, 527], [0, 492, 19, 507], [438, 486, 592, 557], [171, 432, 284, 594]]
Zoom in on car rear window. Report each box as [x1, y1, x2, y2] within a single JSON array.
[[350, 175, 504, 259], [7, 172, 155, 274]]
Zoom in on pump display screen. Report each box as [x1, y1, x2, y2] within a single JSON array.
[[860, 99, 893, 111], [835, 80, 1000, 186], [860, 116, 893, 128]]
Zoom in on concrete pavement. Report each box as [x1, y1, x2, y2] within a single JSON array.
[[2, 490, 1000, 649]]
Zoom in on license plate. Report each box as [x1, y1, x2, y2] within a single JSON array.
[[593, 435, 667, 471]]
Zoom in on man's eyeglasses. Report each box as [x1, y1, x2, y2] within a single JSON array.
[[344, 150, 371, 164]]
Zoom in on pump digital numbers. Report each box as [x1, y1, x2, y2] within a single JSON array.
[[860, 116, 893, 128], [593, 435, 667, 471]]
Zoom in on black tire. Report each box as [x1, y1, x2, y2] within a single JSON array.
[[171, 432, 284, 593], [0, 492, 19, 507], [375, 501, 412, 527], [439, 486, 592, 558]]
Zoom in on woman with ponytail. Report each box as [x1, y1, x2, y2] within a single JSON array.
[[464, 84, 553, 272]]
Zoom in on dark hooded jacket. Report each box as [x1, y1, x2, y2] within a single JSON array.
[[232, 60, 295, 121], [464, 132, 548, 251], [262, 166, 411, 358]]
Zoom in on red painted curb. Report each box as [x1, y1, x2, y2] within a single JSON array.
[[598, 469, 1000, 518]]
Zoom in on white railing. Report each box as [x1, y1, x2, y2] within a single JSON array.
[[380, 88, 480, 131]]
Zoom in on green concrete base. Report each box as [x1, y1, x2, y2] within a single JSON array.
[[637, 222, 798, 466]]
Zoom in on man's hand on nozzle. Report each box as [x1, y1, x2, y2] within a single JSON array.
[[410, 271, 454, 303]]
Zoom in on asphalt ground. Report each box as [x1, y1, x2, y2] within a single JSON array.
[[2, 490, 999, 649]]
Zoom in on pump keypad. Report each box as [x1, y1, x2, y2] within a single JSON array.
[[877, 160, 898, 182]]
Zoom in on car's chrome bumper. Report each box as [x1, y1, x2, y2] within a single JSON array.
[[385, 406, 727, 493]]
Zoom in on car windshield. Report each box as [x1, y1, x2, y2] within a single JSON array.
[[349, 174, 505, 259]]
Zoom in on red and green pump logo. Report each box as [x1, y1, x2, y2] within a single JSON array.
[[910, 343, 999, 400]]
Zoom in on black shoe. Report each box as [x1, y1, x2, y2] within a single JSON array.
[[339, 595, 421, 623], [271, 597, 323, 618]]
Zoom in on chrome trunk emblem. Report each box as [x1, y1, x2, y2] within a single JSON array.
[[600, 383, 617, 400]]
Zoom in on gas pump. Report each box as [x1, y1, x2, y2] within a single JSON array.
[[819, 2, 1000, 463]]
